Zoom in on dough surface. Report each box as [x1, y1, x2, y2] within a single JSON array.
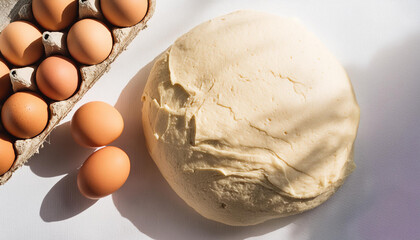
[[142, 10, 360, 226]]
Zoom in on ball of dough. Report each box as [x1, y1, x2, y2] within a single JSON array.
[[142, 10, 360, 226]]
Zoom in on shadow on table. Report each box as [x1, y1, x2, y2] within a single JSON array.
[[27, 122, 97, 222], [289, 33, 420, 240], [38, 171, 97, 222]]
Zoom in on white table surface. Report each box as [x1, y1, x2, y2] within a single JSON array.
[[1, 1, 419, 239]]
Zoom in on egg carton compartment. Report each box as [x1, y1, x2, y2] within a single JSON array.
[[0, 0, 156, 185]]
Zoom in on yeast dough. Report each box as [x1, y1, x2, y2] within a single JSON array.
[[142, 10, 360, 226]]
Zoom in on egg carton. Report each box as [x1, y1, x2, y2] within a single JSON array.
[[0, 0, 156, 185]]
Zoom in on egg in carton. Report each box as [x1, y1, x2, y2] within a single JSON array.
[[0, 0, 156, 185]]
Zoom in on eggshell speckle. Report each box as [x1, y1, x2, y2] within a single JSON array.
[[1, 92, 49, 139], [77, 146, 130, 199]]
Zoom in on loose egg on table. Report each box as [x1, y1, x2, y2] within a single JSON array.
[[36, 56, 79, 101], [32, 0, 78, 31], [0, 58, 13, 103], [71, 101, 124, 148], [1, 92, 49, 139], [67, 19, 113, 65], [0, 21, 44, 66], [0, 133, 15, 176], [77, 146, 130, 199], [101, 0, 148, 27]]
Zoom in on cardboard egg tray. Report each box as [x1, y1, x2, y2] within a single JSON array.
[[0, 0, 156, 185]]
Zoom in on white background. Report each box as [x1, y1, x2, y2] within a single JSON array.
[[1, 0, 420, 239]]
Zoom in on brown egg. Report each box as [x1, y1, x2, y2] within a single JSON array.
[[1, 92, 49, 139], [36, 56, 79, 101], [77, 146, 130, 199], [71, 101, 124, 147], [0, 21, 43, 66], [0, 133, 15, 175], [67, 19, 113, 65], [32, 0, 78, 31], [0, 58, 13, 102], [101, 0, 148, 27]]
